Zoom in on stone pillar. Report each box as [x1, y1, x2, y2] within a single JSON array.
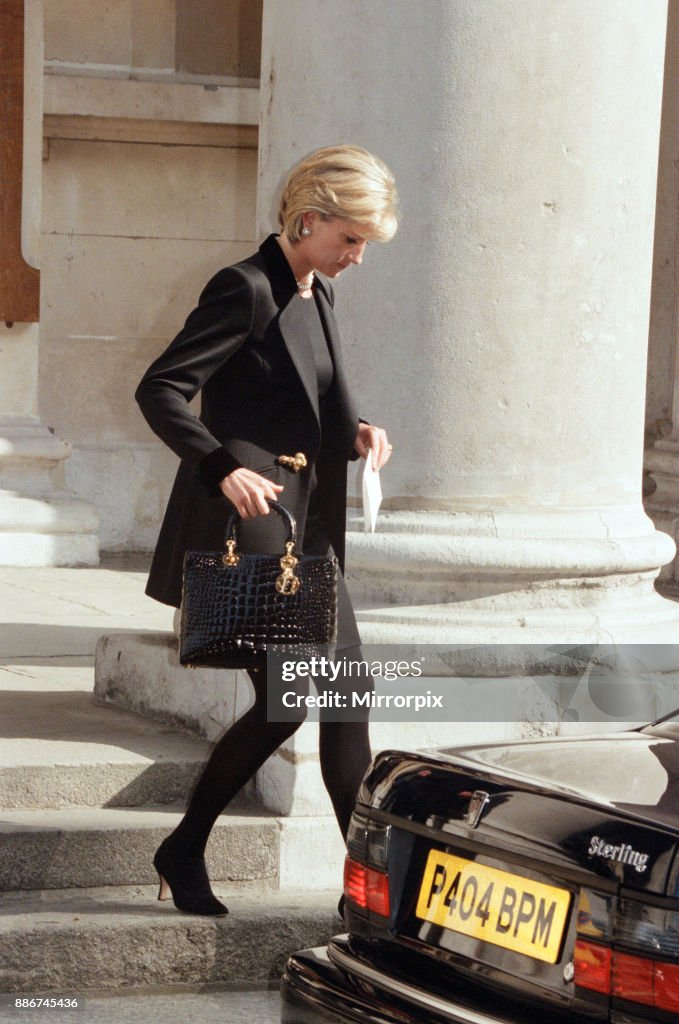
[[259, 0, 677, 647], [0, 0, 98, 565], [646, 0, 679, 592]]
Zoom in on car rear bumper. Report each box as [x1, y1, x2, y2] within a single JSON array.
[[280, 936, 526, 1024]]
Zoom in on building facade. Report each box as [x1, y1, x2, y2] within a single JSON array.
[[3, 0, 679, 652]]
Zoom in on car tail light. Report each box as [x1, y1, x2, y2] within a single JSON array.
[[655, 963, 679, 1012], [575, 942, 679, 1011], [344, 812, 392, 917], [612, 952, 655, 1007], [344, 857, 391, 916], [574, 892, 679, 1013], [615, 897, 679, 960], [573, 939, 611, 994], [612, 952, 679, 1012]]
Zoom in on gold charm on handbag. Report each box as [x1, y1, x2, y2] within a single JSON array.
[[222, 538, 240, 567], [276, 541, 301, 595]]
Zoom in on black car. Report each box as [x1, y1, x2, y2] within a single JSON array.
[[282, 711, 679, 1023]]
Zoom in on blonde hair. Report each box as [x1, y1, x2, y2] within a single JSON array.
[[278, 145, 398, 244]]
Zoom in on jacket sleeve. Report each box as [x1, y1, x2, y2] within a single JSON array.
[[348, 418, 372, 461], [135, 266, 255, 486]]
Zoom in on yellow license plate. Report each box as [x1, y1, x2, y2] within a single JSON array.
[[415, 849, 571, 964]]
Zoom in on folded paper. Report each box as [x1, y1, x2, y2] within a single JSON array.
[[362, 447, 383, 533]]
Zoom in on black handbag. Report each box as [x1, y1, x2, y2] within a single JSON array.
[[179, 501, 338, 668]]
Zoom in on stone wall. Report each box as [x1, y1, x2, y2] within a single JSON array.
[[38, 0, 261, 551], [44, 0, 262, 78]]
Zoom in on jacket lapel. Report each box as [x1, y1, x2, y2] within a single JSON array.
[[257, 235, 320, 428], [313, 283, 359, 453], [256, 234, 358, 454], [278, 299, 321, 427]]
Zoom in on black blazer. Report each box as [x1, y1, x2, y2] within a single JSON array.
[[136, 234, 360, 607]]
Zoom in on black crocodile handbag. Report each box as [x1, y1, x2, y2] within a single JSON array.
[[179, 501, 338, 667]]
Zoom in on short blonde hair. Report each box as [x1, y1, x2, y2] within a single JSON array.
[[278, 145, 398, 244]]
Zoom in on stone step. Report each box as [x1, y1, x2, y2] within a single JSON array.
[[0, 886, 341, 994], [0, 807, 280, 893], [0, 758, 210, 811], [0, 684, 254, 810], [0, 806, 347, 894]]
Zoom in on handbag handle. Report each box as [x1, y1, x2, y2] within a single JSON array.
[[223, 500, 301, 594], [224, 499, 297, 548]]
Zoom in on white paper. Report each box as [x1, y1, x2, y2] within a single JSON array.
[[362, 447, 383, 532]]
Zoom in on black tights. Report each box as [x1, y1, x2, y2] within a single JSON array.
[[168, 664, 372, 856]]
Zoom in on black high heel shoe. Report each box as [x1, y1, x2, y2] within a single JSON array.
[[153, 838, 228, 917]]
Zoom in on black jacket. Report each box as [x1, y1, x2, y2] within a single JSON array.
[[136, 234, 360, 607]]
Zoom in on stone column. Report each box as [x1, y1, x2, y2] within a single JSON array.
[[646, 0, 679, 592], [0, 0, 98, 565], [259, 0, 677, 648]]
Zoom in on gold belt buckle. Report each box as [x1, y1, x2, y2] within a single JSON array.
[[276, 452, 307, 473]]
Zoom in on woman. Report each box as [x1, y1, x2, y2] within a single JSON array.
[[135, 144, 397, 916]]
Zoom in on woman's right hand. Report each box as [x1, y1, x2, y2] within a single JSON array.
[[219, 468, 284, 519]]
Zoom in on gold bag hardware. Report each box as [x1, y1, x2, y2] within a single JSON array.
[[276, 452, 307, 473], [222, 537, 301, 596], [276, 541, 301, 594], [222, 538, 240, 567]]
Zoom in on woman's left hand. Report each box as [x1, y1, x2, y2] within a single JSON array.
[[355, 423, 392, 470]]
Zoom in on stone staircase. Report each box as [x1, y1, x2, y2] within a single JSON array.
[[0, 688, 341, 994], [0, 564, 342, 996]]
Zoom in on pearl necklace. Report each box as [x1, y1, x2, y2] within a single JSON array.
[[296, 273, 314, 293]]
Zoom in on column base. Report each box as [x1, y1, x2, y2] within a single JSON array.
[[0, 417, 99, 566], [346, 505, 679, 647], [645, 439, 679, 591], [0, 529, 98, 567]]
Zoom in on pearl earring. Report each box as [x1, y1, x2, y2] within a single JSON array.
[[301, 226, 311, 237]]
